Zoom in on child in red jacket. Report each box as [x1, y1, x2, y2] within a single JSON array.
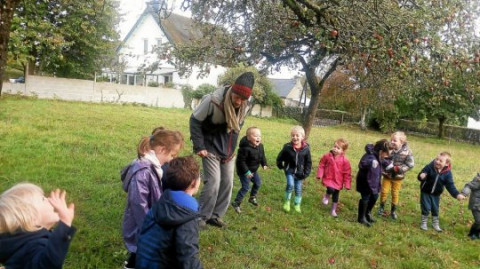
[[316, 138, 352, 217]]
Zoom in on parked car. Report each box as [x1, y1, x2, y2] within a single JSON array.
[[9, 76, 25, 83]]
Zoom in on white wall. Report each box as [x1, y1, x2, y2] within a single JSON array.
[[2, 76, 184, 108], [467, 117, 480, 130]]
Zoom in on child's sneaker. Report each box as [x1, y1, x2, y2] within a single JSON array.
[[294, 204, 301, 213], [283, 200, 291, 212], [231, 201, 242, 214], [248, 196, 258, 206]]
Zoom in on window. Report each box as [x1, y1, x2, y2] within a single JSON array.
[[143, 39, 148, 54]]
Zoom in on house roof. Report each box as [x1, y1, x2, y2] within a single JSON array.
[[269, 78, 297, 98], [119, 3, 201, 52]]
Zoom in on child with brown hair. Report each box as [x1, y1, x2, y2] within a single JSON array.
[[418, 152, 465, 232], [316, 138, 352, 217], [0, 183, 75, 268], [136, 156, 202, 269], [122, 128, 184, 269], [377, 131, 414, 220]]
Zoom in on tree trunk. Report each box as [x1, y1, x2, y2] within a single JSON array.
[[438, 116, 446, 138], [0, 0, 21, 95], [302, 58, 340, 139], [359, 107, 368, 130]]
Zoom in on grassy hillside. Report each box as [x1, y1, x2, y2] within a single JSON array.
[[1, 95, 479, 268]]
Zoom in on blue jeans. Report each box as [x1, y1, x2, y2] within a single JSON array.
[[285, 172, 303, 198], [234, 172, 261, 203], [420, 192, 440, 217]]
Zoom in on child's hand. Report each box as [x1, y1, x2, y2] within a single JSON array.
[[48, 189, 75, 227], [263, 166, 268, 170], [419, 173, 426, 180], [456, 194, 466, 201]]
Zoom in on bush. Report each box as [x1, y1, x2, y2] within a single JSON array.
[[191, 83, 216, 99], [148, 81, 160, 87], [165, 81, 175, 88], [181, 85, 194, 109]]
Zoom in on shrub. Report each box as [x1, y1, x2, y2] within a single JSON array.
[[148, 81, 160, 87]]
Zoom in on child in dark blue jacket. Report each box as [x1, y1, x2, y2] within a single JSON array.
[[136, 156, 203, 269], [0, 183, 75, 269], [418, 152, 465, 232], [276, 125, 312, 213], [232, 127, 268, 213]]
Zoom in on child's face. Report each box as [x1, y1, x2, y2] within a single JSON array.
[[155, 144, 181, 164], [36, 195, 60, 229], [390, 135, 403, 150], [434, 155, 448, 170], [291, 131, 304, 146], [247, 129, 262, 147], [331, 142, 344, 156]]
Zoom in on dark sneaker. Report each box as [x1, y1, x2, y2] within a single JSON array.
[[231, 201, 242, 214], [124, 253, 136, 269], [248, 197, 258, 206], [207, 218, 226, 228], [391, 211, 398, 220]]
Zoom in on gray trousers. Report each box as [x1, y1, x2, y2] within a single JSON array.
[[198, 154, 235, 220]]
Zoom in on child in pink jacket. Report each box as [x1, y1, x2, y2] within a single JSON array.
[[316, 138, 352, 217]]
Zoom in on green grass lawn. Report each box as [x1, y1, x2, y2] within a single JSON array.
[[1, 95, 479, 268]]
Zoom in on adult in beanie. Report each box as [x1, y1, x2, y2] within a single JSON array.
[[190, 72, 254, 229]]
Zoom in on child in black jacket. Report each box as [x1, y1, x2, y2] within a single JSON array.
[[232, 127, 268, 213], [277, 125, 312, 213]]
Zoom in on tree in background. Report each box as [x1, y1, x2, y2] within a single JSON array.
[[166, 0, 468, 138], [0, 0, 21, 95], [394, 1, 480, 138], [7, 0, 120, 80], [218, 65, 282, 110]]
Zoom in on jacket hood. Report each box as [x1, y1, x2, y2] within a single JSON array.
[[239, 136, 250, 148], [121, 159, 154, 192], [0, 229, 47, 263], [288, 141, 309, 151], [364, 144, 375, 155], [427, 160, 452, 174], [152, 190, 200, 227]]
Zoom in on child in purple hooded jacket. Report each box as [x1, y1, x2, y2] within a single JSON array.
[[356, 139, 391, 227], [121, 129, 184, 269]]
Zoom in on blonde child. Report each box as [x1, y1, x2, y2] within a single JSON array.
[[377, 131, 414, 219], [418, 152, 464, 231], [316, 138, 352, 217], [461, 173, 480, 239], [276, 126, 312, 213], [136, 156, 202, 268], [232, 127, 268, 213], [0, 183, 75, 268], [122, 128, 184, 269]]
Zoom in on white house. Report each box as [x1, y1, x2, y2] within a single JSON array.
[[110, 0, 225, 88]]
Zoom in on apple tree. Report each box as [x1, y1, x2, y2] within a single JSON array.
[[165, 0, 463, 138]]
